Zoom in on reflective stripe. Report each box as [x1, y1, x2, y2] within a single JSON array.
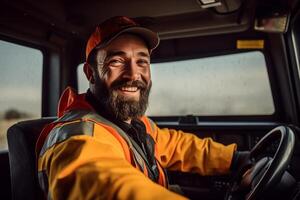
[[39, 121, 94, 156], [38, 170, 48, 195], [147, 118, 156, 133], [38, 170, 52, 200], [130, 148, 145, 172], [148, 118, 168, 186], [141, 117, 168, 187], [48, 192, 52, 200]]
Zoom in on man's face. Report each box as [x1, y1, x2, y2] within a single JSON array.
[[91, 34, 152, 121]]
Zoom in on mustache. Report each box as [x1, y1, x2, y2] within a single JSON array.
[[110, 79, 148, 90]]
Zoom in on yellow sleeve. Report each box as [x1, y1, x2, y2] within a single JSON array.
[[151, 125, 237, 175], [38, 124, 187, 200]]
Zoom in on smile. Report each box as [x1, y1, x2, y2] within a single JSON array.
[[120, 86, 139, 92]]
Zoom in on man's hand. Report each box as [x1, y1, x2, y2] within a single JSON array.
[[230, 151, 252, 171]]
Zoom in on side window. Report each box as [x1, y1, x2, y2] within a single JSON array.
[[0, 40, 43, 150]]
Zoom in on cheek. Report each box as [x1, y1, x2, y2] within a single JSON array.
[[142, 67, 151, 83], [94, 67, 110, 88], [102, 67, 122, 87]]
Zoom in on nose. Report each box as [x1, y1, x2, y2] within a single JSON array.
[[123, 60, 141, 81]]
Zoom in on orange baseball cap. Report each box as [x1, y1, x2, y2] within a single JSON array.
[[85, 16, 160, 61]]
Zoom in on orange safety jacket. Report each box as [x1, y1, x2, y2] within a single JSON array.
[[36, 87, 237, 200]]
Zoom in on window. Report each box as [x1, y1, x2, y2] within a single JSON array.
[[0, 40, 43, 150], [78, 64, 88, 94], [77, 51, 274, 117], [148, 51, 274, 116]]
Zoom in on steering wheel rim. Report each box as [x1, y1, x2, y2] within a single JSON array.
[[226, 126, 295, 200]]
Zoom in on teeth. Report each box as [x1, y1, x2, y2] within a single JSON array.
[[121, 87, 138, 92]]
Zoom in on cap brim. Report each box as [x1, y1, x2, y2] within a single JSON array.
[[96, 26, 160, 51]]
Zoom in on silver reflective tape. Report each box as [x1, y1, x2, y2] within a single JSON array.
[[38, 170, 48, 194], [131, 147, 145, 171], [147, 118, 156, 133], [40, 121, 94, 156], [47, 191, 52, 200]]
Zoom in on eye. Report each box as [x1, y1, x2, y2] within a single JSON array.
[[137, 59, 150, 67], [108, 59, 125, 67]]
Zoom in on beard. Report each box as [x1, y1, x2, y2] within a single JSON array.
[[94, 76, 151, 121]]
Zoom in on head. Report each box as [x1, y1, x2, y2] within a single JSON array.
[[84, 16, 159, 122]]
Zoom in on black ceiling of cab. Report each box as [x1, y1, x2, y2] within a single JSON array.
[[0, 0, 297, 45]]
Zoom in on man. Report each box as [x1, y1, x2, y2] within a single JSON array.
[[36, 16, 243, 200]]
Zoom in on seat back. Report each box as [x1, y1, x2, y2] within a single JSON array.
[[7, 117, 56, 200]]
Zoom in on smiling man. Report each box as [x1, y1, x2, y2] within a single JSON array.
[[36, 16, 240, 200], [86, 33, 152, 123]]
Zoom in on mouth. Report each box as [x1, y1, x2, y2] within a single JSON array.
[[120, 86, 139, 92], [116, 86, 140, 98], [111, 80, 147, 99]]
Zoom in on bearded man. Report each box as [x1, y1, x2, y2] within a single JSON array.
[[36, 16, 245, 200]]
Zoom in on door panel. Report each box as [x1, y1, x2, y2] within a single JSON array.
[[0, 150, 11, 200]]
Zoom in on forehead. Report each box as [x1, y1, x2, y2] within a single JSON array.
[[103, 34, 149, 52]]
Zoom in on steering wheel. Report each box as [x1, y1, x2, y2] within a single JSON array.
[[225, 126, 295, 200]]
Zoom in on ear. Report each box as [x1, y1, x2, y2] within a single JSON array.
[[83, 63, 95, 84]]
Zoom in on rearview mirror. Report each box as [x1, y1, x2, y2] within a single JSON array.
[[254, 7, 290, 33]]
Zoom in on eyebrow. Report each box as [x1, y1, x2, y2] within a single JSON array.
[[137, 51, 150, 58], [105, 50, 150, 60], [105, 51, 126, 60]]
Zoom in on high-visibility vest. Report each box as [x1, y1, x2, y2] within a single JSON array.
[[36, 109, 167, 195]]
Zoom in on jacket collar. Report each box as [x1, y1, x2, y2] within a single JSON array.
[[57, 87, 94, 117]]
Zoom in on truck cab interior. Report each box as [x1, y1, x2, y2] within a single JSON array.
[[1, 0, 300, 199]]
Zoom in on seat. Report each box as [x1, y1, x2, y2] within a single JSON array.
[[7, 117, 56, 200]]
